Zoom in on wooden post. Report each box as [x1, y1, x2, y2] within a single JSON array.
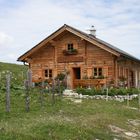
[[0, 72, 1, 90], [27, 69, 32, 87], [0, 72, 1, 81], [6, 74, 10, 112], [52, 79, 55, 105], [138, 80, 140, 112], [127, 93, 129, 107], [24, 80, 30, 112], [40, 81, 44, 107], [21, 71, 24, 81], [57, 79, 61, 96], [106, 88, 108, 101], [48, 84, 50, 94]]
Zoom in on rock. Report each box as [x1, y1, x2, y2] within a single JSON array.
[[128, 119, 140, 126], [79, 94, 83, 98], [131, 94, 138, 99], [115, 98, 124, 102], [73, 99, 82, 103], [124, 132, 137, 137], [113, 138, 120, 140], [109, 125, 125, 133], [63, 89, 78, 96]]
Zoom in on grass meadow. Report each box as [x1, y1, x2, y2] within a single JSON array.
[[0, 89, 140, 140]]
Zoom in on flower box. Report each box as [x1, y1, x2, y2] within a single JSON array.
[[63, 49, 78, 55]]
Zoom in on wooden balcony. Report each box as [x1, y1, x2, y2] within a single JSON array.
[[73, 79, 106, 88]]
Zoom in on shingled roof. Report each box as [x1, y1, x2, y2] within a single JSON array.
[[18, 24, 140, 62]]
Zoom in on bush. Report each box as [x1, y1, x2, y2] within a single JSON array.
[[76, 87, 140, 96], [76, 87, 104, 96], [108, 88, 117, 96], [55, 73, 65, 81], [127, 88, 139, 95]]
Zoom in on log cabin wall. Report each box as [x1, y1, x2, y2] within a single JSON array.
[[27, 31, 140, 88], [29, 45, 55, 82], [18, 25, 140, 89], [28, 31, 118, 88], [55, 32, 86, 88], [54, 32, 117, 88], [86, 42, 115, 85], [117, 58, 140, 87]]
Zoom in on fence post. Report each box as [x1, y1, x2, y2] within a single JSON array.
[[106, 87, 108, 101], [6, 74, 10, 112], [138, 93, 140, 112], [57, 79, 61, 96], [138, 80, 140, 112], [24, 80, 30, 112], [52, 79, 55, 105], [21, 71, 24, 81], [27, 69, 32, 87], [40, 81, 44, 107], [0, 72, 1, 81], [0, 72, 1, 92], [127, 93, 129, 107]]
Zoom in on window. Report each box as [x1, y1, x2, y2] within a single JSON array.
[[98, 68, 102, 76], [93, 67, 103, 77], [45, 69, 52, 78], [94, 68, 97, 76], [67, 43, 73, 51]]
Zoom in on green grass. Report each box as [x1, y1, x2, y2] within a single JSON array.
[[0, 62, 27, 88], [0, 90, 140, 140], [0, 62, 140, 139]]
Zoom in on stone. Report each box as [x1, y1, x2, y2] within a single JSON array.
[[124, 132, 137, 137], [128, 119, 140, 126], [73, 99, 82, 103], [63, 89, 78, 96], [79, 94, 83, 98]]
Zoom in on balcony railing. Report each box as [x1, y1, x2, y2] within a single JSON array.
[[73, 79, 106, 88]]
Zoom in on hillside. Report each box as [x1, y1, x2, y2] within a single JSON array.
[[0, 62, 27, 73], [0, 62, 27, 88]]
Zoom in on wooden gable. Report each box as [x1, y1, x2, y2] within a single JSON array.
[[18, 24, 120, 62]]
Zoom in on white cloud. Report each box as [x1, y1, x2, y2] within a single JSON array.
[[0, 0, 140, 63], [0, 32, 13, 45]]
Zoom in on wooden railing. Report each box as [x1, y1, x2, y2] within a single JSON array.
[[73, 79, 106, 88]]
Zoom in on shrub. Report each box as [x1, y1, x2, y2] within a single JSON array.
[[75, 87, 139, 96], [55, 73, 65, 81], [76, 87, 105, 96], [127, 88, 139, 95], [108, 88, 117, 96]]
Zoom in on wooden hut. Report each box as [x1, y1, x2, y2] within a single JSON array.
[[18, 24, 140, 89]]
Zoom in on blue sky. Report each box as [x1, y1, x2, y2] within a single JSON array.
[[0, 0, 140, 64]]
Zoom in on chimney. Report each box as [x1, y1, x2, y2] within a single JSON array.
[[89, 25, 96, 37]]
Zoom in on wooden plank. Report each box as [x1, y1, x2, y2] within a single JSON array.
[[57, 56, 84, 63]]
